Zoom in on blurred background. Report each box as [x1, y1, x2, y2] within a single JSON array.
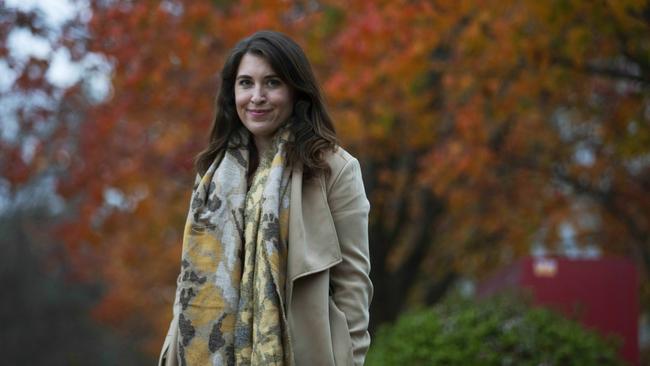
[[1, 0, 648, 364]]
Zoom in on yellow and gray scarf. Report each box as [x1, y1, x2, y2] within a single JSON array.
[[174, 128, 294, 366]]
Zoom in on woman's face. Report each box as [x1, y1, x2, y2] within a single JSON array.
[[235, 53, 293, 150]]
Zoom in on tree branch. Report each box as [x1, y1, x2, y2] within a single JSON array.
[[552, 56, 649, 86]]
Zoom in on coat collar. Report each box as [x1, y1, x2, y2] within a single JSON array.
[[286, 164, 342, 302]]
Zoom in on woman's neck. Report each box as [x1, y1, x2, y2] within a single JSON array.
[[247, 141, 260, 187], [253, 135, 272, 157]]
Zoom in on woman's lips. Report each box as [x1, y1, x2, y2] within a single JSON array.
[[247, 109, 271, 118]]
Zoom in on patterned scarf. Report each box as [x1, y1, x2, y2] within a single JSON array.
[[174, 128, 294, 366]]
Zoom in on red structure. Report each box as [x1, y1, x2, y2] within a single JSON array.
[[477, 256, 639, 365]]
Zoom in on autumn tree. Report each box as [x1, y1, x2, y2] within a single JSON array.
[[5, 0, 648, 358], [322, 0, 650, 326], [1, 3, 146, 362]]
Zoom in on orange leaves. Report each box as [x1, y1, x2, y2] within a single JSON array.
[[1, 147, 31, 186], [21, 0, 646, 356]]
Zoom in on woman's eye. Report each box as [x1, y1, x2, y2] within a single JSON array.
[[238, 79, 252, 87], [267, 79, 282, 87]]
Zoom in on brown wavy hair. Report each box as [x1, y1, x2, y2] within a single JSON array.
[[194, 30, 338, 179]]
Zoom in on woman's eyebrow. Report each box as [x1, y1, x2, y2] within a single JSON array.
[[235, 74, 280, 80]]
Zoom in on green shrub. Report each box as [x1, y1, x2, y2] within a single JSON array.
[[367, 293, 624, 366]]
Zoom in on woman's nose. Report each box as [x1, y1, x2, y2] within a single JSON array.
[[251, 87, 266, 104]]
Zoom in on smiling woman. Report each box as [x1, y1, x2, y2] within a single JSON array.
[[235, 53, 294, 156], [158, 31, 373, 366]]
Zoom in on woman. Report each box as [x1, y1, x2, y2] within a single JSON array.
[[158, 30, 372, 366]]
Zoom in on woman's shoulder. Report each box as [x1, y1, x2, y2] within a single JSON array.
[[322, 146, 363, 190], [324, 146, 356, 169]]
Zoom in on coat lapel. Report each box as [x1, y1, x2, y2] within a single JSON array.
[[286, 164, 342, 304]]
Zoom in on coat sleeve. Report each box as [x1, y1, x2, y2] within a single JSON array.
[[327, 157, 373, 366], [158, 272, 182, 366]]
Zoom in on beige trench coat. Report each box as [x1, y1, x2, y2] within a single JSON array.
[[158, 147, 373, 366]]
